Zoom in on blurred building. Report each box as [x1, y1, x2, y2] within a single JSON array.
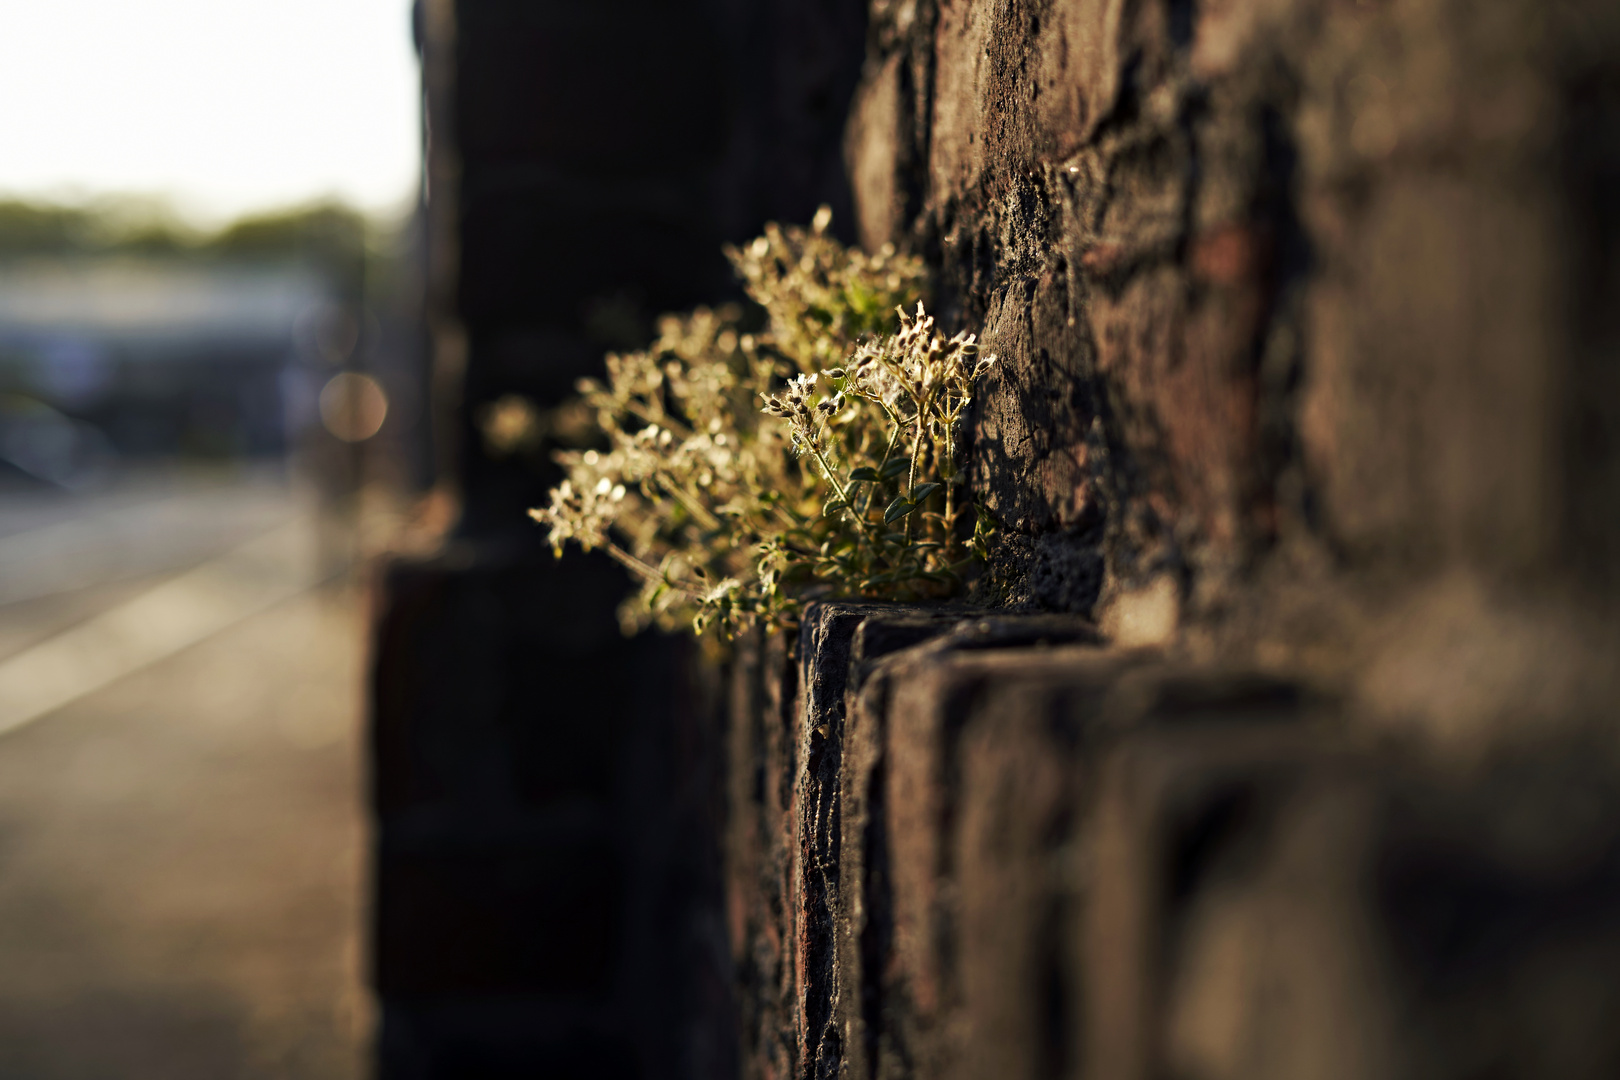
[[0, 199, 433, 497], [0, 256, 332, 483]]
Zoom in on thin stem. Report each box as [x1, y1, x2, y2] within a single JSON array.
[[863, 404, 904, 516], [809, 442, 882, 546], [877, 404, 904, 466], [766, 501, 805, 534], [873, 353, 926, 420], [621, 401, 693, 439], [905, 412, 925, 543], [602, 542, 708, 601], [811, 445, 852, 507], [657, 475, 723, 532]]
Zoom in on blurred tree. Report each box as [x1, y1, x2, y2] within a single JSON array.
[[0, 198, 372, 294], [0, 201, 107, 254], [212, 202, 369, 296]]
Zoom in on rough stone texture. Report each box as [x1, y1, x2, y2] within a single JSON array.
[[794, 604, 968, 1078], [730, 609, 1111, 1079], [844, 0, 1620, 712], [732, 608, 1620, 1078], [857, 644, 1308, 1080], [730, 7, 1620, 1053], [1098, 730, 1620, 1080], [726, 625, 798, 1080], [709, 11, 1620, 1066]]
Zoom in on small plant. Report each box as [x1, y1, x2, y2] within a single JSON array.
[[530, 209, 996, 637]]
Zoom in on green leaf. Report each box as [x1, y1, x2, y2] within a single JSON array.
[[848, 467, 880, 482], [823, 498, 848, 517], [910, 482, 942, 502], [880, 458, 911, 480], [884, 496, 915, 523]]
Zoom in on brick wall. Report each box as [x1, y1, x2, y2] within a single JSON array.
[[731, 603, 1620, 1079], [841, 0, 1620, 672], [723, 1, 1620, 1077]]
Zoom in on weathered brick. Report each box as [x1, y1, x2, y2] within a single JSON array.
[[795, 603, 966, 1078], [728, 625, 799, 1080], [815, 632, 1307, 1080], [1083, 712, 1327, 1080], [1115, 736, 1620, 1080], [839, 633, 1117, 1078]]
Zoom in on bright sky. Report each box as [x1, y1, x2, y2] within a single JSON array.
[[0, 0, 421, 224]]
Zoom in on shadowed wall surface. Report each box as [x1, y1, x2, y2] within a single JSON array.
[[371, 1, 867, 1077]]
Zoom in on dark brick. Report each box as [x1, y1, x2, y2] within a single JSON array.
[[375, 839, 622, 996]]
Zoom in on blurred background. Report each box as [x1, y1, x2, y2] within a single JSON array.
[[0, 0, 856, 1072], [0, 1, 424, 1075]]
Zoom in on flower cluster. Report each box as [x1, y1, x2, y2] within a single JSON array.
[[760, 373, 838, 457], [530, 211, 995, 639], [728, 205, 925, 366]]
